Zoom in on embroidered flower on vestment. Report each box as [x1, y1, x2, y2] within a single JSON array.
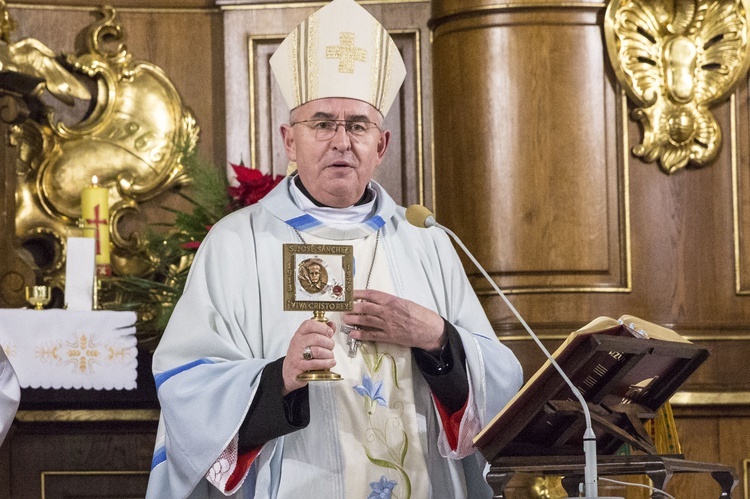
[[353, 373, 387, 414], [368, 475, 397, 498]]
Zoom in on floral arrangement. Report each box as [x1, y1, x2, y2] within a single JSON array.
[[108, 153, 283, 350]]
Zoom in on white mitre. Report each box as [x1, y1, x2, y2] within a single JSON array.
[[270, 0, 406, 116]]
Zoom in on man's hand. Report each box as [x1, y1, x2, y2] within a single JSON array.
[[282, 319, 336, 395], [343, 289, 446, 352]]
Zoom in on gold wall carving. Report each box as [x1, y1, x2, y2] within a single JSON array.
[[0, 1, 90, 105], [605, 0, 750, 174], [11, 5, 199, 288]]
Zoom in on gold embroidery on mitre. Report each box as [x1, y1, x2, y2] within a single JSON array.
[[308, 12, 319, 101], [383, 43, 394, 114], [271, 1, 405, 114], [370, 21, 383, 110], [326, 32, 367, 74], [369, 20, 395, 114], [290, 28, 301, 108]]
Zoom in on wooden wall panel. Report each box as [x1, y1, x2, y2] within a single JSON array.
[[433, 0, 605, 14], [0, 429, 10, 499], [718, 417, 750, 499], [429, 1, 750, 346], [488, 98, 750, 350], [673, 417, 725, 498], [664, 412, 750, 499], [432, 6, 629, 293], [5, 420, 156, 499], [431, 0, 750, 496], [425, 3, 750, 338], [734, 79, 750, 295], [222, 1, 433, 207]]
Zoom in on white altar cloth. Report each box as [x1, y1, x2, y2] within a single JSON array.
[[0, 310, 138, 390]]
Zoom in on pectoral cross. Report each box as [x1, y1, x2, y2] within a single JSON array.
[[340, 325, 361, 358]]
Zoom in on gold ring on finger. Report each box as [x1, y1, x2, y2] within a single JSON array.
[[302, 346, 313, 361]]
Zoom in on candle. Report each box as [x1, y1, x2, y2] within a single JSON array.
[[81, 175, 111, 276]]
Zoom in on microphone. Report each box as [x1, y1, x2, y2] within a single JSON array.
[[406, 205, 621, 499], [405, 204, 437, 228]]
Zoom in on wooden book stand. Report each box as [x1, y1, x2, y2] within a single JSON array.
[[474, 320, 738, 498]]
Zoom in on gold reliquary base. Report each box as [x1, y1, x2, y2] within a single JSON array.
[[297, 369, 342, 381]]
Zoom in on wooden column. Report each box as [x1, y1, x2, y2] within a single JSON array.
[[430, 0, 628, 300], [430, 2, 750, 496]]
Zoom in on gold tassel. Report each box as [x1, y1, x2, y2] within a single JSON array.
[[626, 402, 681, 498], [646, 402, 682, 455]]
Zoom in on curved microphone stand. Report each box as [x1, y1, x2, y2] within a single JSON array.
[[406, 204, 625, 499]]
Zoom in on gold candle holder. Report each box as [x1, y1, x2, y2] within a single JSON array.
[[92, 275, 101, 310], [25, 285, 51, 310]]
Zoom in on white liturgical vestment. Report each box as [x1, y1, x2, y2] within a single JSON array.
[[0, 347, 20, 445], [146, 177, 523, 498]]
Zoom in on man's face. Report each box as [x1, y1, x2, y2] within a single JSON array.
[[280, 98, 390, 208], [309, 264, 321, 283]]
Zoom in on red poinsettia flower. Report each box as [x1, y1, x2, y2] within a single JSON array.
[[228, 162, 284, 209]]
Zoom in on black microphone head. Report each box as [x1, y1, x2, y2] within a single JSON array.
[[406, 204, 435, 228]]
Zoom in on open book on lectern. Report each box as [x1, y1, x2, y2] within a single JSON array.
[[474, 315, 710, 463]]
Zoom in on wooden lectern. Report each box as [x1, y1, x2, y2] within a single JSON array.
[[474, 317, 739, 498]]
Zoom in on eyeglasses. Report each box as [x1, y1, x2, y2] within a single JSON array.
[[291, 119, 381, 141]]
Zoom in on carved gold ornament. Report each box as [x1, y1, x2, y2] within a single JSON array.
[[528, 476, 567, 499], [605, 0, 750, 174], [11, 6, 199, 287], [0, 0, 90, 106]]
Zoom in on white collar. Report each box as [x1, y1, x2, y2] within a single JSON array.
[[290, 179, 377, 225], [259, 176, 395, 240]]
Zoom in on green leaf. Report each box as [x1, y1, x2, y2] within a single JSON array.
[[373, 353, 385, 372], [386, 353, 400, 388], [399, 430, 408, 465], [363, 446, 399, 471]]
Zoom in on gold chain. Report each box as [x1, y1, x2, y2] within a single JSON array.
[[293, 228, 380, 289]]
